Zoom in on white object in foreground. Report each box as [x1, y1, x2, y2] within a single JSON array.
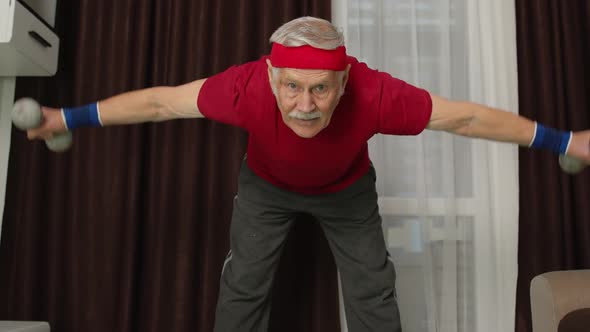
[[0, 321, 50, 332]]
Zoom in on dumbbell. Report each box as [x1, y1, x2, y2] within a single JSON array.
[[11, 98, 73, 152], [559, 154, 587, 174]]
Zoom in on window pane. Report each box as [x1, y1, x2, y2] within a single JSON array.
[[382, 215, 475, 332]]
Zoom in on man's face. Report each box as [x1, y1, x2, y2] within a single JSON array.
[[267, 60, 349, 138]]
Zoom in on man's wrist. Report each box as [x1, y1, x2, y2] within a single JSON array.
[[529, 122, 572, 154], [62, 102, 103, 130]]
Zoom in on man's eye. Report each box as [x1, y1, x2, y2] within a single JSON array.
[[313, 85, 329, 95], [314, 85, 326, 92], [287, 83, 297, 90]]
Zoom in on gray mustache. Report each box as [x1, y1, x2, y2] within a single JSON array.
[[288, 111, 321, 120]]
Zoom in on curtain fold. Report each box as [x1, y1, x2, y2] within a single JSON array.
[[0, 1, 339, 332], [515, 1, 590, 332]]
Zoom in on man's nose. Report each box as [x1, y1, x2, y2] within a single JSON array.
[[297, 91, 315, 112]]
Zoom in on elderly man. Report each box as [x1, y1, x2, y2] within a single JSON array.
[[27, 16, 589, 332]]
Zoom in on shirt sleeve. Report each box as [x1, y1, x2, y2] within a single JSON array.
[[376, 76, 433, 135], [196, 61, 261, 129]]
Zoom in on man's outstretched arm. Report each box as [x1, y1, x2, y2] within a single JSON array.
[[27, 78, 207, 140], [427, 94, 590, 164]]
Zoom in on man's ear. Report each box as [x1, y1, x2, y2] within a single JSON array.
[[266, 59, 273, 83], [342, 64, 351, 88]]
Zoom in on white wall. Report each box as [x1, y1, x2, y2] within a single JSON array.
[[0, 0, 56, 243], [0, 77, 16, 244]]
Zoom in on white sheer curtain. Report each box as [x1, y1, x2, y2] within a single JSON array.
[[332, 1, 519, 331]]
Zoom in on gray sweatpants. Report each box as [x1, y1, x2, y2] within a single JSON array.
[[214, 160, 401, 332]]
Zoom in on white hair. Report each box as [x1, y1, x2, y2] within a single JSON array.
[[269, 16, 344, 50]]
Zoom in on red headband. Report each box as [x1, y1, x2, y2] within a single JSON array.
[[270, 43, 347, 71]]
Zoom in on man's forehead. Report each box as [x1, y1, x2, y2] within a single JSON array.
[[280, 67, 337, 82]]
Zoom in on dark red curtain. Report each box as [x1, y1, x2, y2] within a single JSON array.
[[515, 1, 590, 331], [0, 1, 339, 332]]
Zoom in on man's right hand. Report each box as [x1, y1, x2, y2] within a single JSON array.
[[567, 130, 590, 165], [27, 107, 68, 141]]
